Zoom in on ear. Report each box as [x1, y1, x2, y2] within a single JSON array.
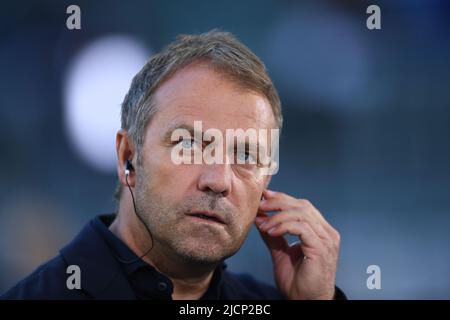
[[116, 129, 136, 187]]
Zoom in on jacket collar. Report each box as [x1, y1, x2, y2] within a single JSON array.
[[59, 216, 136, 299], [59, 214, 229, 299]]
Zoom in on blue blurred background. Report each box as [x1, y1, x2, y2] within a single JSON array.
[[1, 0, 449, 299]]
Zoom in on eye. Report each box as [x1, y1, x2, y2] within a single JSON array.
[[178, 138, 201, 150], [181, 139, 193, 149], [236, 150, 256, 164]]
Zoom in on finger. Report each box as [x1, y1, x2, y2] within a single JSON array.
[[265, 220, 324, 252], [260, 196, 329, 239], [258, 210, 329, 240], [255, 214, 289, 255], [263, 189, 295, 201], [256, 223, 289, 255], [254, 209, 270, 225], [263, 189, 327, 221], [261, 190, 298, 211], [298, 201, 337, 238], [261, 191, 337, 240]]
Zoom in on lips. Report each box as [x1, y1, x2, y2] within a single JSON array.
[[186, 211, 226, 225]]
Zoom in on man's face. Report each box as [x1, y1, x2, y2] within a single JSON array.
[[134, 63, 276, 264]]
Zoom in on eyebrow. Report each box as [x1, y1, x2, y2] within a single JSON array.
[[162, 122, 198, 142], [162, 122, 270, 157]]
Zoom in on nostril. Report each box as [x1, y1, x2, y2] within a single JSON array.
[[197, 169, 232, 196], [203, 186, 229, 197]]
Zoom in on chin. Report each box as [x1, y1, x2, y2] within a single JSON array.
[[174, 240, 239, 265]]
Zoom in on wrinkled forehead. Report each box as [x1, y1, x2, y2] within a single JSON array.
[[158, 102, 275, 134], [149, 63, 277, 134]]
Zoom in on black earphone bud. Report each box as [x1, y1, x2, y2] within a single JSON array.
[[125, 159, 133, 176]]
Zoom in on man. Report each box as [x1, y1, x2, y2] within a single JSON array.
[[2, 30, 345, 300]]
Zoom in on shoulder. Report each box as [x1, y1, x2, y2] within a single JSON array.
[[1, 254, 89, 300], [1, 215, 113, 300], [221, 271, 285, 300], [1, 214, 132, 300]]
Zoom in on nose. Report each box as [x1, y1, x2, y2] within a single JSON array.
[[197, 164, 232, 197]]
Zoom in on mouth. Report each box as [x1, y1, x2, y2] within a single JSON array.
[[186, 211, 226, 225]]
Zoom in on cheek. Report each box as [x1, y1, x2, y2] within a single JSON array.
[[144, 153, 198, 200], [139, 153, 175, 197], [236, 182, 264, 223]]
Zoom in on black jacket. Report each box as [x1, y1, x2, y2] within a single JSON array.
[[1, 215, 288, 299], [1, 214, 345, 300]]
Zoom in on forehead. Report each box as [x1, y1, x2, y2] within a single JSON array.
[[149, 63, 276, 132]]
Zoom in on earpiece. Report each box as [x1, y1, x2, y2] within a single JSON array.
[[125, 159, 133, 176]]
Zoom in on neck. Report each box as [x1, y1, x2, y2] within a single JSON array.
[[110, 197, 218, 300]]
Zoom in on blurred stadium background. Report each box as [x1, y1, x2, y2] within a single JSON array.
[[0, 0, 449, 299]]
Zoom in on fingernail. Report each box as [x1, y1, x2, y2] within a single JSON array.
[[268, 227, 276, 234]]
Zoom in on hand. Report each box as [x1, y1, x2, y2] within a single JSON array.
[[255, 189, 341, 300]]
